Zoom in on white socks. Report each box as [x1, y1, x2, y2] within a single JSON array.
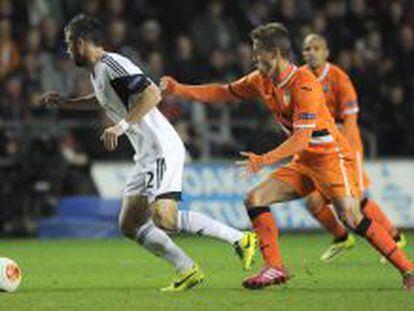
[[134, 212, 244, 272], [136, 220, 193, 272], [177, 211, 244, 244]]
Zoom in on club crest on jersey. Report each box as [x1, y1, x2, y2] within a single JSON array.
[[282, 90, 291, 107], [322, 84, 329, 93]]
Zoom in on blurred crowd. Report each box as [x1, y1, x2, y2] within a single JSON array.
[[1, 0, 414, 162]]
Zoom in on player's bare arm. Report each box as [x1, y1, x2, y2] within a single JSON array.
[[101, 83, 161, 151], [37, 91, 101, 110]]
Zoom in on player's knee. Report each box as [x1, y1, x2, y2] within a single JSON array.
[[152, 205, 178, 232], [336, 208, 363, 231], [332, 197, 363, 230], [306, 198, 322, 215], [305, 193, 326, 215], [244, 190, 264, 209]]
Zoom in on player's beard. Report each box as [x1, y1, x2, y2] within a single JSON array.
[[257, 60, 273, 76], [73, 54, 89, 67]]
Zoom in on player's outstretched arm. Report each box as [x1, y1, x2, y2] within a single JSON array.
[[237, 128, 313, 175], [36, 91, 101, 111], [100, 83, 161, 151], [160, 76, 238, 104]]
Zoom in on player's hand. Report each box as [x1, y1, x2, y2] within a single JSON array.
[[159, 76, 178, 94], [100, 125, 124, 151], [236, 151, 265, 178], [35, 91, 63, 108]]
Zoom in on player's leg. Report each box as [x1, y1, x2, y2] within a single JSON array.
[[244, 176, 300, 269], [360, 197, 408, 264], [355, 153, 407, 261], [331, 195, 414, 287], [305, 191, 355, 262], [354, 154, 398, 238], [119, 193, 204, 292], [155, 150, 257, 270], [152, 198, 243, 245], [151, 197, 257, 271], [119, 194, 196, 274], [242, 166, 307, 289], [322, 151, 414, 289]]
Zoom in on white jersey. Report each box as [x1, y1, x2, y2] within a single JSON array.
[[90, 52, 184, 165]]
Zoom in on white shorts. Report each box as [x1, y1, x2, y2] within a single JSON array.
[[123, 148, 184, 203]]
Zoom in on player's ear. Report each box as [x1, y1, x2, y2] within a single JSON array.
[[77, 37, 85, 51]]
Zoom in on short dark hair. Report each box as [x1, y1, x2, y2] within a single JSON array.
[[65, 14, 104, 45], [250, 23, 291, 57]]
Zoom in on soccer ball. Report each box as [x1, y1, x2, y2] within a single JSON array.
[[0, 257, 22, 292]]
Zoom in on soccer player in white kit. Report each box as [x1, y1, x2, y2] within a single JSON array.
[[38, 14, 257, 291]]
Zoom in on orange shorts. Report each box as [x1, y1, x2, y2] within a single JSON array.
[[271, 149, 361, 200]]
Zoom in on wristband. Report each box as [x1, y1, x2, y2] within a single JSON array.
[[117, 119, 130, 133]]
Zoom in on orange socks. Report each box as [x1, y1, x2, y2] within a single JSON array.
[[247, 207, 283, 268], [361, 198, 397, 238], [356, 218, 413, 273], [312, 204, 348, 241]]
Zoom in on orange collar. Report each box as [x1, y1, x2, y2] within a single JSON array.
[[313, 63, 330, 82], [271, 63, 297, 88]]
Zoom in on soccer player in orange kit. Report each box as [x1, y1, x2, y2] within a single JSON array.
[[301, 33, 406, 263], [160, 23, 414, 290]]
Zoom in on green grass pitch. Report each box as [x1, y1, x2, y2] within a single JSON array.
[[1, 232, 414, 310]]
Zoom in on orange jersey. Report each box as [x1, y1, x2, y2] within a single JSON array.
[[228, 64, 359, 199], [228, 64, 349, 154], [167, 65, 360, 199], [303, 63, 359, 122], [303, 62, 370, 191]]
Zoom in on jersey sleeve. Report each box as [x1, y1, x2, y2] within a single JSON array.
[[227, 71, 260, 100], [291, 74, 322, 130], [336, 69, 359, 118], [101, 55, 152, 109]]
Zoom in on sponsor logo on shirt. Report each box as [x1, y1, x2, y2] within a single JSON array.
[[299, 113, 316, 120]]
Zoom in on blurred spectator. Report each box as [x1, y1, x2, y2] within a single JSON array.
[[174, 120, 201, 161], [22, 52, 42, 91], [379, 85, 414, 154], [107, 18, 127, 51], [81, 0, 101, 19], [235, 42, 254, 75], [170, 35, 199, 83], [40, 17, 61, 55], [190, 0, 239, 58], [105, 0, 128, 20], [0, 0, 28, 37], [146, 51, 164, 83], [0, 0, 413, 159], [137, 19, 164, 59], [1, 74, 27, 120], [242, 0, 274, 28], [395, 25, 414, 88], [40, 54, 78, 97], [0, 18, 20, 81]]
